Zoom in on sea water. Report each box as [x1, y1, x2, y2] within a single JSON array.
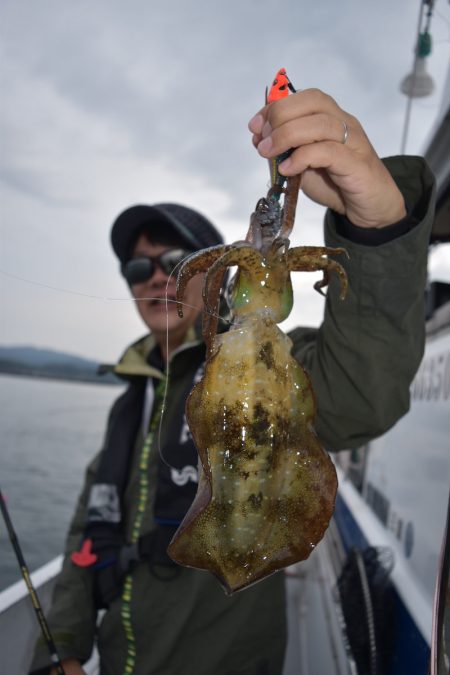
[[0, 373, 124, 591]]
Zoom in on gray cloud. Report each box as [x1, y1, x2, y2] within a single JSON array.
[[1, 0, 449, 359]]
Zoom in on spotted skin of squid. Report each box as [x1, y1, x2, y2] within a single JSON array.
[[168, 172, 348, 594]]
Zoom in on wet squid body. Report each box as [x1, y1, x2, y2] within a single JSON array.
[[167, 174, 349, 593]]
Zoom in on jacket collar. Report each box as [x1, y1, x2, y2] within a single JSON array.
[[99, 293, 231, 381], [98, 324, 203, 381]]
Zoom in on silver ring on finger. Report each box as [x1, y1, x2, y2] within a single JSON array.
[[341, 120, 349, 145]]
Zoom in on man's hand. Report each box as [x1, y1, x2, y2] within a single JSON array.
[[50, 659, 86, 675], [248, 88, 406, 229]]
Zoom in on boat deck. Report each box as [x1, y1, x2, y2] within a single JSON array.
[[0, 540, 351, 675]]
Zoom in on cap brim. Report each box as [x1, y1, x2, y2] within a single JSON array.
[[111, 204, 201, 264]]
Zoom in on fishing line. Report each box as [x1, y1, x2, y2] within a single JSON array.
[[155, 256, 231, 471], [157, 259, 188, 468], [0, 488, 66, 674], [0, 266, 233, 318], [0, 267, 196, 309]]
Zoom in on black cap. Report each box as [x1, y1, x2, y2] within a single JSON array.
[[111, 203, 224, 264]]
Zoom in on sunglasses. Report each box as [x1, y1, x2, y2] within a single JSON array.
[[121, 248, 192, 285]]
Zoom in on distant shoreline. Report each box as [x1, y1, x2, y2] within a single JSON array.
[[0, 365, 120, 386], [0, 345, 121, 386]]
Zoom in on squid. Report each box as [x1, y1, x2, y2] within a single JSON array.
[[168, 70, 348, 593]]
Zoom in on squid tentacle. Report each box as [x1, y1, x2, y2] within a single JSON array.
[[176, 244, 230, 317], [287, 246, 349, 299]]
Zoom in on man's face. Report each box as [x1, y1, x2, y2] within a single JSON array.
[[129, 234, 204, 348]]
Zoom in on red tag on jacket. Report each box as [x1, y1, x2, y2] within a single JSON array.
[[71, 538, 98, 567]]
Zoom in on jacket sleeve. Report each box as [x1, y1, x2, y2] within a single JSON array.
[[29, 455, 100, 673], [290, 155, 436, 450]]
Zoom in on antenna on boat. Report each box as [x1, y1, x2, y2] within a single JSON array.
[[0, 488, 66, 674]]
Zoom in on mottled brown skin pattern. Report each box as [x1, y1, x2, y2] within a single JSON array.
[[168, 179, 348, 594]]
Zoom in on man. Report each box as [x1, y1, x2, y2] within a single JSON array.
[[31, 89, 435, 674]]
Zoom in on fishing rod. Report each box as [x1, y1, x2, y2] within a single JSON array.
[[0, 487, 66, 674]]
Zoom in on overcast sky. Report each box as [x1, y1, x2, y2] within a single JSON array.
[[1, 0, 449, 362]]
